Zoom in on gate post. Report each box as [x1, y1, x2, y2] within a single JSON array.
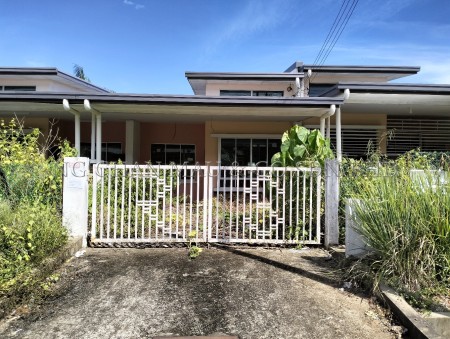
[[62, 157, 90, 247], [324, 159, 339, 248]]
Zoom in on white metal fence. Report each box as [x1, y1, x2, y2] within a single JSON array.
[[90, 164, 323, 245]]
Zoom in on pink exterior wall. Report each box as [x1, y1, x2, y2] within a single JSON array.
[[55, 120, 126, 152], [139, 123, 205, 164]]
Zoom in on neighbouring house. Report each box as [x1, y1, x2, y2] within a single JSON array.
[[0, 62, 449, 166]]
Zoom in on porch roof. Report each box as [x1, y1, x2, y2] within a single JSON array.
[[321, 82, 450, 116], [0, 92, 343, 122]]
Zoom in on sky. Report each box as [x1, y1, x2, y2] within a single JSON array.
[[1, 0, 450, 94]]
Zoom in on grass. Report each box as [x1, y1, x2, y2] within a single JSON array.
[[341, 152, 450, 310]]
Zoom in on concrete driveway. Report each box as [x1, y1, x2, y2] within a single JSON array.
[[0, 246, 395, 339]]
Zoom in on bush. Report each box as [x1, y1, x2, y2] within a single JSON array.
[[342, 151, 450, 293], [0, 118, 74, 294], [0, 201, 67, 291]]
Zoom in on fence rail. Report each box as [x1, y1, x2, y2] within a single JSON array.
[[90, 164, 322, 245]]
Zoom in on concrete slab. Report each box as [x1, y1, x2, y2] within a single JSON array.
[[381, 285, 449, 339], [0, 247, 395, 339]]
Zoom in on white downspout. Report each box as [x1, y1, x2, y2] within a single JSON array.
[[320, 104, 336, 137], [295, 77, 301, 97], [96, 113, 102, 163], [84, 100, 97, 161], [337, 88, 351, 162], [62, 99, 81, 155], [83, 99, 102, 163], [336, 106, 342, 162]]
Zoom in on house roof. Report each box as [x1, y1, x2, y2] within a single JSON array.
[[323, 82, 450, 117], [286, 61, 420, 74], [0, 92, 343, 123], [186, 63, 422, 94], [0, 67, 110, 93], [322, 82, 450, 96]]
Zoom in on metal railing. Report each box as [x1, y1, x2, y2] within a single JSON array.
[[91, 164, 322, 245]]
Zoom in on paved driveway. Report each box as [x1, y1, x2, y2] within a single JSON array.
[[0, 247, 395, 339]]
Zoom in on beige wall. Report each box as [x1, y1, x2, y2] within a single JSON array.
[[204, 120, 293, 164], [205, 82, 293, 97], [0, 78, 91, 93]]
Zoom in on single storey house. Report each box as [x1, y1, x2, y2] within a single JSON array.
[[0, 61, 449, 165]]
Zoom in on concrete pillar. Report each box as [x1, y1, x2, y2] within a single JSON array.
[[62, 157, 89, 247], [96, 112, 102, 163], [90, 112, 96, 160], [336, 106, 342, 162], [324, 159, 339, 248], [345, 199, 371, 257], [125, 120, 141, 164]]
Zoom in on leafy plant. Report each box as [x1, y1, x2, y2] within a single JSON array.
[[271, 125, 334, 167], [187, 230, 202, 259]]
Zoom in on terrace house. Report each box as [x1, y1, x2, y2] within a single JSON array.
[[0, 61, 449, 166]]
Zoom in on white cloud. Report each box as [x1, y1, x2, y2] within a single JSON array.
[[328, 43, 450, 84], [205, 0, 296, 54], [123, 0, 144, 9]]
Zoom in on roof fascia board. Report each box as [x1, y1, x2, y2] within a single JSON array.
[[185, 72, 305, 81], [332, 82, 450, 95], [0, 92, 343, 107], [303, 65, 420, 75], [0, 67, 58, 76]]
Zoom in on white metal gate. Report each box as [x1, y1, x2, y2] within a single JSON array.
[[90, 164, 322, 245]]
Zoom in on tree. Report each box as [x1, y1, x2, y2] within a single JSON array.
[[73, 64, 91, 83]]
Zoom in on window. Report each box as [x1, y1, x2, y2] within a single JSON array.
[[253, 91, 283, 97], [386, 116, 450, 156], [80, 142, 123, 162], [220, 90, 284, 97], [220, 138, 281, 166], [1, 86, 36, 91], [308, 84, 334, 97], [220, 90, 251, 96], [304, 125, 380, 159], [151, 144, 195, 165]]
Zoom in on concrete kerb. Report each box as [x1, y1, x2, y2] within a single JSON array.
[[0, 236, 83, 320], [380, 285, 450, 339]]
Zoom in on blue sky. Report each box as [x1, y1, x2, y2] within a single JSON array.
[[1, 0, 449, 94]]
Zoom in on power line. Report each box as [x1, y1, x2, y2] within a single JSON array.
[[309, 0, 359, 84]]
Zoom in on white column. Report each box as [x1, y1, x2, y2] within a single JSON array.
[[96, 112, 102, 163], [336, 106, 342, 162], [74, 113, 80, 155]]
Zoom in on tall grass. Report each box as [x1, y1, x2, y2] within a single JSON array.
[[342, 152, 450, 292]]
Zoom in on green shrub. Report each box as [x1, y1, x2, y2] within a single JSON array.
[[0, 119, 76, 207], [342, 151, 450, 293], [0, 118, 73, 295]]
